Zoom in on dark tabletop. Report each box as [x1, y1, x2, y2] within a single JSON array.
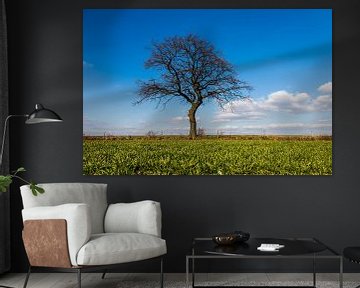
[[193, 238, 328, 256]]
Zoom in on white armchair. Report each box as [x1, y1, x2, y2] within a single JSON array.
[[20, 183, 166, 288]]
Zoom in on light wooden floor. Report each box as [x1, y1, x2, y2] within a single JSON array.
[[0, 273, 359, 288]]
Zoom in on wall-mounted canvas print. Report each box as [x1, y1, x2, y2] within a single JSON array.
[[83, 9, 332, 175]]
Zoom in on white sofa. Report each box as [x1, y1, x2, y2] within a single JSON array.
[[20, 183, 166, 288]]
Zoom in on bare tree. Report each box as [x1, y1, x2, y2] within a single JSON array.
[[197, 127, 206, 137], [136, 34, 252, 139], [146, 130, 157, 138]]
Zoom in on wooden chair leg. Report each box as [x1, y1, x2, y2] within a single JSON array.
[[22, 266, 31, 288]]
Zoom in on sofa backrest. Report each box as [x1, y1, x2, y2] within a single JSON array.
[[20, 183, 108, 234]]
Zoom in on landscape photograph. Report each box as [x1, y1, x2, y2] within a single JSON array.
[[83, 9, 332, 175]]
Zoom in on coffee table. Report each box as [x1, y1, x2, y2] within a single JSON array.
[[186, 237, 343, 288]]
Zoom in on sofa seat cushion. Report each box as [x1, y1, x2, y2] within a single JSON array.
[[76, 233, 167, 266]]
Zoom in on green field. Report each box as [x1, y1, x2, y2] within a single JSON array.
[[83, 136, 332, 175]]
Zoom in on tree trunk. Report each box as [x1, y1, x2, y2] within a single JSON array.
[[188, 102, 201, 139]]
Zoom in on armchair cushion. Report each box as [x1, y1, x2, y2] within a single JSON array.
[[22, 203, 91, 266], [76, 233, 167, 266], [20, 183, 108, 234], [104, 201, 162, 237]]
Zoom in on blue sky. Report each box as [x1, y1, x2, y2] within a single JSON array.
[[83, 9, 332, 136]]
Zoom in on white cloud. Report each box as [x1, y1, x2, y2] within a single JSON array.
[[171, 116, 188, 122], [318, 118, 332, 123], [264, 90, 332, 113], [221, 125, 239, 129], [213, 111, 265, 122], [214, 89, 332, 122], [213, 99, 265, 122], [262, 91, 312, 112], [312, 95, 332, 111], [83, 60, 94, 68], [242, 123, 332, 130], [318, 81, 332, 94], [240, 122, 332, 135]]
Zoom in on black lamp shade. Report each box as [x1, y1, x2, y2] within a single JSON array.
[[25, 104, 63, 124]]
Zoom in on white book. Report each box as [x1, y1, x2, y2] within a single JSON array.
[[257, 243, 285, 251]]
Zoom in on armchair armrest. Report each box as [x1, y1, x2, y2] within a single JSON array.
[[104, 200, 162, 237], [22, 203, 91, 266]]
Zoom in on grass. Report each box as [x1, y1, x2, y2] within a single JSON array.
[[83, 136, 332, 175]]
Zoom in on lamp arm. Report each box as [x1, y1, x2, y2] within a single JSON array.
[[0, 114, 28, 169]]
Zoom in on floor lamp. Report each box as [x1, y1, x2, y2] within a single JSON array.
[[0, 103, 62, 288], [0, 104, 63, 167]]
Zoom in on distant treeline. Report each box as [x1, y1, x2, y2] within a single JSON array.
[[83, 135, 332, 141]]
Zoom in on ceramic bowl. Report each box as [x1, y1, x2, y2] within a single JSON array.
[[212, 233, 238, 245]]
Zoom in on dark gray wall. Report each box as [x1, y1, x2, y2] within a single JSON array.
[[5, 0, 360, 273]]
